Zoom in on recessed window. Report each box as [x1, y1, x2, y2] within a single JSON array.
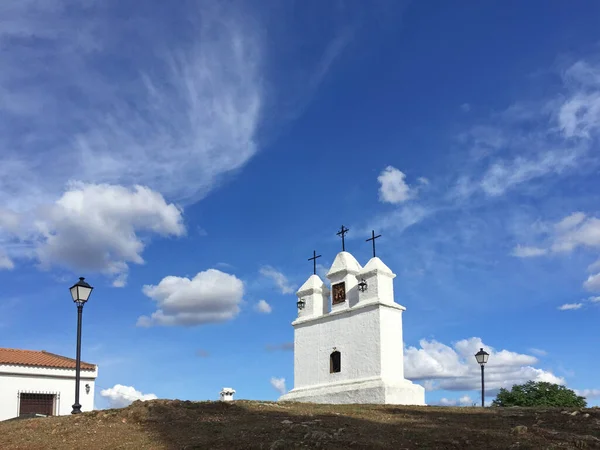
[[19, 393, 55, 416], [330, 351, 341, 373]]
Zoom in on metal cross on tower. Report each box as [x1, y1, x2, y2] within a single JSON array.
[[366, 230, 382, 257], [336, 225, 349, 251], [308, 250, 321, 275]]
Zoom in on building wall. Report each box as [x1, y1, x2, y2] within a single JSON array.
[[379, 306, 405, 381], [294, 303, 384, 388], [0, 365, 97, 421]]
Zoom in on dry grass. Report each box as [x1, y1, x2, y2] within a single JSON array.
[[1, 399, 599, 449]]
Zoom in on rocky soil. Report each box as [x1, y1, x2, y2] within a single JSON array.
[[0, 399, 599, 449]]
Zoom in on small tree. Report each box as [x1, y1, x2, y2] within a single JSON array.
[[492, 381, 586, 407]]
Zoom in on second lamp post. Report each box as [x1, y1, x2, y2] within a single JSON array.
[[474, 347, 489, 407]]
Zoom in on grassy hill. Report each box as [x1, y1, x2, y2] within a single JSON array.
[[1, 400, 599, 449]]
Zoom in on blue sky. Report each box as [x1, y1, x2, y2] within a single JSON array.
[[1, 0, 599, 408]]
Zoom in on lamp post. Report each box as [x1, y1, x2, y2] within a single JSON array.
[[69, 277, 93, 414], [474, 347, 489, 407]]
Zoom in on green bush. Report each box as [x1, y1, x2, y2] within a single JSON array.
[[492, 381, 586, 407]]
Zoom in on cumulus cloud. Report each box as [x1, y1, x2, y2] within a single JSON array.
[[100, 384, 157, 409], [259, 266, 296, 294], [254, 299, 272, 314], [378, 166, 413, 204], [404, 337, 563, 392], [270, 377, 287, 395], [558, 302, 583, 311], [437, 395, 473, 407], [0, 183, 184, 284], [575, 388, 600, 399], [138, 269, 244, 327]]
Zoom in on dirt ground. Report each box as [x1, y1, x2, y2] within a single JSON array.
[[0, 400, 599, 449]]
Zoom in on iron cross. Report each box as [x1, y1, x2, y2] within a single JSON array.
[[308, 250, 321, 275], [366, 230, 382, 257], [336, 225, 349, 251]]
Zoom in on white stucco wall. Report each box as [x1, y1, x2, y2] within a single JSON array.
[[281, 251, 425, 405], [293, 302, 407, 389], [0, 365, 97, 421], [379, 306, 405, 381]]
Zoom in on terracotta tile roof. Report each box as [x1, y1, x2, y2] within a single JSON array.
[[0, 348, 96, 371]]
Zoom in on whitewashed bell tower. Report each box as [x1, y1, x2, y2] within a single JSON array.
[[278, 227, 425, 405]]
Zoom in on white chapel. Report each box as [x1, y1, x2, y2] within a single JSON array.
[[279, 231, 425, 405]]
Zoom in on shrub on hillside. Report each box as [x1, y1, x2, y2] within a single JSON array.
[[492, 381, 586, 408]]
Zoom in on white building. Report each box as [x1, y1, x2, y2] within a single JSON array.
[[278, 250, 425, 405], [0, 348, 98, 421]]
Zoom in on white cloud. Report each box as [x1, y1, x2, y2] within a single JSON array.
[[378, 166, 413, 204], [451, 59, 600, 200], [404, 337, 563, 392], [100, 384, 157, 409], [254, 299, 272, 314], [529, 348, 548, 357], [479, 149, 581, 197], [437, 395, 473, 406], [558, 302, 583, 311], [0, 1, 264, 210], [588, 296, 600, 303], [366, 204, 430, 235], [138, 269, 244, 327], [270, 377, 287, 395], [575, 388, 600, 399], [585, 273, 600, 291], [0, 183, 184, 284], [514, 212, 600, 291], [511, 245, 548, 258], [558, 61, 600, 138], [551, 213, 600, 253], [0, 251, 14, 270], [259, 266, 296, 294]]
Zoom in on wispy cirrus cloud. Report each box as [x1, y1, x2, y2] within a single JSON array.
[[512, 212, 600, 292], [0, 0, 384, 276], [259, 266, 296, 294], [452, 59, 600, 200], [558, 302, 583, 311]]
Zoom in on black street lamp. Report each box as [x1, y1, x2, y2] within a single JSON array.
[[474, 347, 489, 407], [69, 277, 93, 414]]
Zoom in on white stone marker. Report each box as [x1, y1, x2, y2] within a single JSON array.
[[220, 387, 236, 402]]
